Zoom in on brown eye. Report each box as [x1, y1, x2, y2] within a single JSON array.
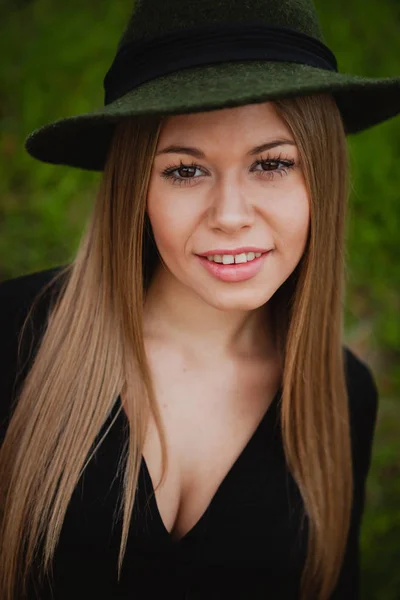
[[161, 160, 205, 186], [261, 160, 280, 170], [252, 158, 296, 180], [176, 165, 198, 178]]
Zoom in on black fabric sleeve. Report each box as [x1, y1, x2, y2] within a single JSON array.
[[0, 266, 67, 446], [0, 277, 30, 446], [330, 351, 379, 599]]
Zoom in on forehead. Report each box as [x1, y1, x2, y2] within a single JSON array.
[[157, 101, 293, 144]]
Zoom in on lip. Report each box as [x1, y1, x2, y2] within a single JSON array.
[[198, 246, 270, 257], [196, 250, 271, 283]]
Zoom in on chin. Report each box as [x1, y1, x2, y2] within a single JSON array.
[[201, 288, 271, 312]]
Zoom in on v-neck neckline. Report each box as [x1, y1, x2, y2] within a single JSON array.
[[113, 386, 281, 545]]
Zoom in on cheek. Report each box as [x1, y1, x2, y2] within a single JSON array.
[[147, 190, 197, 257], [268, 189, 310, 250]]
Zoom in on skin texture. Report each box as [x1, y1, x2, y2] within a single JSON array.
[[144, 101, 310, 363]]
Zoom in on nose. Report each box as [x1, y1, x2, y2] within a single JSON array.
[[206, 174, 255, 233]]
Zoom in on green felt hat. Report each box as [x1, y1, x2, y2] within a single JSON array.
[[25, 0, 400, 171]]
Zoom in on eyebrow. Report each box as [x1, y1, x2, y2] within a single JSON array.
[[155, 139, 296, 158]]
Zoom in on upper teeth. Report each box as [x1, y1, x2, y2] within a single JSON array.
[[207, 252, 262, 264]]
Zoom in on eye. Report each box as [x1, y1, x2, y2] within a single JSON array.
[[160, 154, 296, 186], [252, 156, 296, 180], [161, 160, 205, 186]]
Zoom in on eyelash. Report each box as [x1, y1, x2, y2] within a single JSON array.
[[160, 153, 296, 187]]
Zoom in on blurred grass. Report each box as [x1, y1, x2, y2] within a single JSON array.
[[0, 1, 399, 598]]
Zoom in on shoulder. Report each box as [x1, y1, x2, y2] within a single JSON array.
[[0, 264, 70, 443], [0, 264, 70, 335], [0, 263, 70, 356], [0, 264, 69, 310], [342, 344, 379, 430], [343, 345, 378, 401], [342, 344, 379, 481]]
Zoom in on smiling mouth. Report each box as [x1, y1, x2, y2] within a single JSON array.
[[196, 250, 271, 283], [201, 251, 267, 265]]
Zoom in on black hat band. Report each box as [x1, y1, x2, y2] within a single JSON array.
[[103, 22, 338, 105]]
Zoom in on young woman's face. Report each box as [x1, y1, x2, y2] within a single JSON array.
[[146, 101, 310, 311]]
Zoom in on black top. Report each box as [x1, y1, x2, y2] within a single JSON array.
[[0, 266, 379, 600]]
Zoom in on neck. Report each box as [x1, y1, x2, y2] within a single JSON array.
[[143, 264, 275, 363]]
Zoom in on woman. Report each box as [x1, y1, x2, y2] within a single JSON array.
[[0, 0, 398, 599]]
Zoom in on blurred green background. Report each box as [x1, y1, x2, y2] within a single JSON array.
[[0, 1, 399, 598]]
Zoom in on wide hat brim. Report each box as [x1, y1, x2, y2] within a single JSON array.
[[25, 61, 400, 171]]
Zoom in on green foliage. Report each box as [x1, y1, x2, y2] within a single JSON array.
[[0, 0, 131, 276], [316, 1, 400, 597], [1, 1, 399, 598]]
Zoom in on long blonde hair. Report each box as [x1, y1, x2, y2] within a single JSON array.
[[0, 93, 351, 600]]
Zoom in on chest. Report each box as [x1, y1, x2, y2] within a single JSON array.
[[138, 343, 281, 542]]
